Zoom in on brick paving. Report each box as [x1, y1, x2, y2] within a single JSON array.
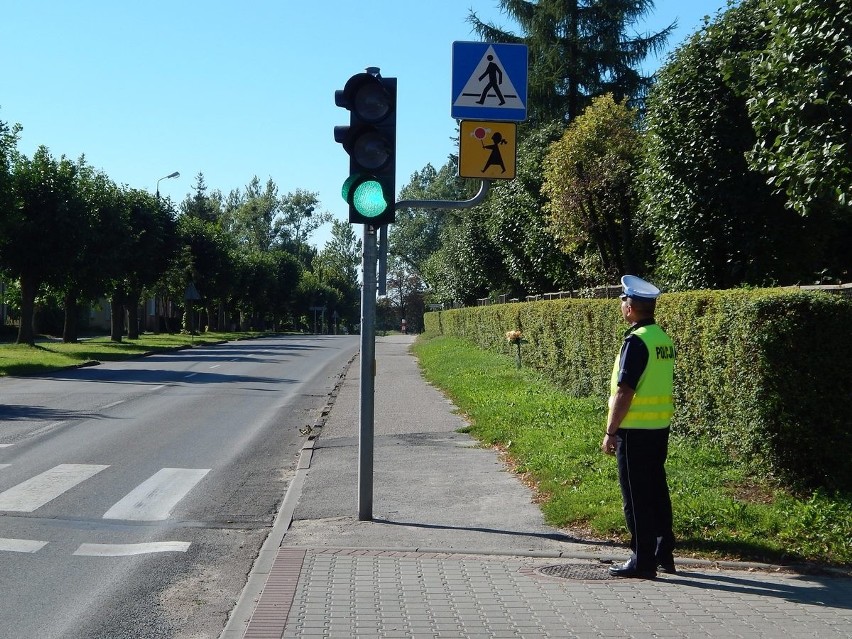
[[243, 548, 306, 639], [245, 547, 852, 639]]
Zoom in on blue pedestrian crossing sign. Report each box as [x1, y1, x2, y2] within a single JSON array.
[[452, 41, 528, 122]]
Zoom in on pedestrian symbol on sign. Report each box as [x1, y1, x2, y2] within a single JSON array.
[[476, 55, 505, 106]]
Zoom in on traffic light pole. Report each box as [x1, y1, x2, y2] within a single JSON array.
[[340, 68, 495, 521], [358, 224, 378, 521], [356, 180, 492, 521]]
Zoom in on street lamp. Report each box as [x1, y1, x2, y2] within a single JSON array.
[[156, 171, 180, 199], [152, 170, 180, 335]]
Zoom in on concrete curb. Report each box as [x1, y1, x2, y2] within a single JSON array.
[[219, 355, 354, 639]]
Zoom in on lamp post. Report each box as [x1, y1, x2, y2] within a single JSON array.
[[153, 171, 179, 334], [156, 171, 180, 199]]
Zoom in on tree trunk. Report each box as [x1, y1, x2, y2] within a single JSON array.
[[17, 273, 38, 345], [183, 306, 196, 334], [153, 296, 161, 334], [110, 295, 125, 342], [126, 289, 141, 340], [62, 289, 79, 343], [206, 304, 216, 331], [567, 1, 579, 122], [620, 199, 636, 274]]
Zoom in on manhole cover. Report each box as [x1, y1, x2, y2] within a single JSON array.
[[537, 564, 613, 580]]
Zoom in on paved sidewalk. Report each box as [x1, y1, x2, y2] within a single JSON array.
[[232, 335, 852, 638]]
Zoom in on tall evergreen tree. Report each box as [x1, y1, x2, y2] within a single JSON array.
[[180, 172, 220, 223], [468, 0, 673, 124]]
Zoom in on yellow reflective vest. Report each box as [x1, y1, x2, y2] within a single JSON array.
[[609, 323, 675, 429]]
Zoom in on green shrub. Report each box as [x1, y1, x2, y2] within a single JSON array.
[[424, 289, 852, 491]]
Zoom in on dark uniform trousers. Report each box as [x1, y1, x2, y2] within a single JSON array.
[[616, 427, 675, 571]]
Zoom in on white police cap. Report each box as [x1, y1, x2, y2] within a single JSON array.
[[620, 275, 660, 301]]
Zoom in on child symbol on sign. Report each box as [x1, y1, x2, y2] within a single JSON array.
[[481, 131, 508, 174]]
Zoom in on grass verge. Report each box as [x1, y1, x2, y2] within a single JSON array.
[[412, 335, 852, 567], [0, 331, 270, 377]]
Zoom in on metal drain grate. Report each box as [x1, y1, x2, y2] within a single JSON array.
[[537, 563, 613, 580]]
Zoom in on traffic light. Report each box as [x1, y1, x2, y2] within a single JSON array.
[[334, 69, 397, 226]]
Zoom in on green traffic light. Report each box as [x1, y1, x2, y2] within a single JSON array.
[[353, 179, 388, 217], [342, 175, 388, 219], [336, 72, 396, 225]]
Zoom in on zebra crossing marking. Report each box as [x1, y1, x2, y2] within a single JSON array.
[[0, 539, 192, 556], [102, 467, 210, 521], [0, 463, 109, 512], [0, 464, 211, 557], [0, 464, 210, 521], [73, 541, 191, 557], [0, 537, 49, 553]]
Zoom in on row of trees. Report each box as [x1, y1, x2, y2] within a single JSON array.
[[5, 0, 847, 333], [0, 125, 364, 344], [390, 0, 851, 306]]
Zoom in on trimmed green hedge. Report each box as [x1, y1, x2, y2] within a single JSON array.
[[424, 289, 852, 491]]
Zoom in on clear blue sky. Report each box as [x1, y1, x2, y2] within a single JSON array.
[[1, 0, 728, 250]]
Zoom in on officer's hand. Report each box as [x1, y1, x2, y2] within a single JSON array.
[[601, 434, 616, 455]]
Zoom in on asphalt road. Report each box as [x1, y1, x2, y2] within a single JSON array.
[[0, 334, 358, 639]]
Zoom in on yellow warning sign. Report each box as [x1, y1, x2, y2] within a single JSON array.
[[458, 120, 517, 180]]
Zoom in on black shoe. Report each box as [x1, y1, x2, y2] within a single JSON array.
[[608, 560, 656, 579], [656, 556, 677, 574]]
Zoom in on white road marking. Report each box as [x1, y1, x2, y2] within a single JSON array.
[[209, 364, 221, 369], [102, 468, 210, 521], [184, 373, 198, 379], [27, 421, 67, 438], [102, 400, 124, 409], [0, 444, 14, 448], [73, 541, 191, 557], [0, 538, 48, 553], [0, 464, 10, 469], [149, 384, 167, 392], [0, 464, 109, 512]]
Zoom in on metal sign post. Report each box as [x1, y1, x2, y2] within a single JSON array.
[[356, 179, 491, 521], [358, 225, 378, 521]]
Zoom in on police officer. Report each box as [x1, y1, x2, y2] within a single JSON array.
[[602, 275, 676, 578]]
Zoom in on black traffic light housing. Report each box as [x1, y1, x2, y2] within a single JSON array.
[[334, 69, 397, 226]]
